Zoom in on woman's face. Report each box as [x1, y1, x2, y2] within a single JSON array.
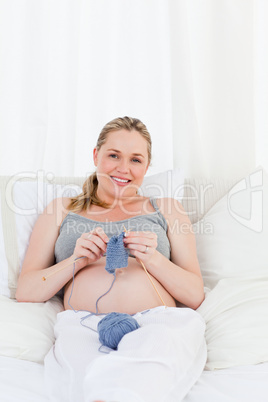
[[93, 129, 149, 203]]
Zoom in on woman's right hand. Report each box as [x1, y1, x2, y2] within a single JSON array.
[[73, 227, 109, 268]]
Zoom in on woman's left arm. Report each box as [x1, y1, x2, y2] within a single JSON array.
[[124, 198, 205, 309]]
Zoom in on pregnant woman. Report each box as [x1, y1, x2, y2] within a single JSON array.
[[16, 116, 206, 402]]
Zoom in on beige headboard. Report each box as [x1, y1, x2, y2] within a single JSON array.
[[182, 177, 238, 223]]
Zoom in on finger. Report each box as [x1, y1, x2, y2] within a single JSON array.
[[126, 244, 152, 254], [84, 228, 109, 243], [124, 236, 147, 245], [79, 247, 96, 260], [128, 249, 146, 259], [124, 231, 155, 239], [86, 235, 107, 253], [82, 245, 103, 260], [88, 240, 105, 256], [92, 227, 109, 243], [74, 245, 94, 260], [82, 231, 108, 253], [79, 237, 104, 256], [124, 237, 157, 249]]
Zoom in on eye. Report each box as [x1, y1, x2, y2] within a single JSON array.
[[132, 158, 141, 163], [109, 154, 118, 159]]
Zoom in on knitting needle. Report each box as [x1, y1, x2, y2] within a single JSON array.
[[123, 226, 166, 307], [137, 258, 166, 307], [42, 257, 84, 281]]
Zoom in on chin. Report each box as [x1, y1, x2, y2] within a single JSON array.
[[109, 179, 140, 197]]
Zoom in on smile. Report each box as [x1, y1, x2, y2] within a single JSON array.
[[111, 176, 131, 186]]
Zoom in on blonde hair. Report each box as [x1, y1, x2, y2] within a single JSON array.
[[68, 116, 152, 212]]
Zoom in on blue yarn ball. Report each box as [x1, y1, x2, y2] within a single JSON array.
[[98, 312, 140, 350]]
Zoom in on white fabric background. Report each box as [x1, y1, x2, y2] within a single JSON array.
[[0, 0, 267, 179]]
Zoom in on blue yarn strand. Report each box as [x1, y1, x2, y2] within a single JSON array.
[[95, 272, 117, 315], [67, 258, 96, 328]]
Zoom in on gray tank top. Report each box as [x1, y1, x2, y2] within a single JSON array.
[[54, 197, 171, 262]]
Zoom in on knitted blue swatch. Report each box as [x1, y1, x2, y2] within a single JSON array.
[[105, 232, 128, 274]]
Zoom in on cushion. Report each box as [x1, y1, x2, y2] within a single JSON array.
[[198, 278, 268, 370], [194, 166, 268, 369], [139, 167, 184, 200], [194, 167, 268, 291], [0, 178, 82, 298], [0, 295, 63, 364]]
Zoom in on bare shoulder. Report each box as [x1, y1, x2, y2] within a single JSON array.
[[154, 197, 190, 225]]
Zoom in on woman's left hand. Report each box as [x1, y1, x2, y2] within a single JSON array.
[[123, 231, 158, 262]]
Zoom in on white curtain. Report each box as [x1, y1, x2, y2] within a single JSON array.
[[0, 0, 267, 179], [254, 0, 268, 174]]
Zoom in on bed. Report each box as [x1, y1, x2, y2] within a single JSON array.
[[1, 167, 268, 401]]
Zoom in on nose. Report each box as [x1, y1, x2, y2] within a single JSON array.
[[116, 158, 130, 173]]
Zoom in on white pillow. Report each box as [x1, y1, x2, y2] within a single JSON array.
[[194, 166, 268, 369], [198, 278, 268, 370], [139, 168, 185, 200], [0, 196, 9, 296], [0, 295, 63, 363], [13, 181, 82, 274], [193, 167, 268, 291], [0, 179, 82, 298]]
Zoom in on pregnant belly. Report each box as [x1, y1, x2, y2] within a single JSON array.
[[64, 257, 176, 315]]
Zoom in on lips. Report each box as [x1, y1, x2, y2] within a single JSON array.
[[110, 176, 131, 186]]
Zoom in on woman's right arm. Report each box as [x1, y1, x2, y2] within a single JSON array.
[[15, 197, 108, 303]]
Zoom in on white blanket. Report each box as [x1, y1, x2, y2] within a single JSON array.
[[44, 306, 206, 402], [0, 356, 48, 402]]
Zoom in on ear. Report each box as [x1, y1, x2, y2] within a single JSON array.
[[93, 148, 98, 167]]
